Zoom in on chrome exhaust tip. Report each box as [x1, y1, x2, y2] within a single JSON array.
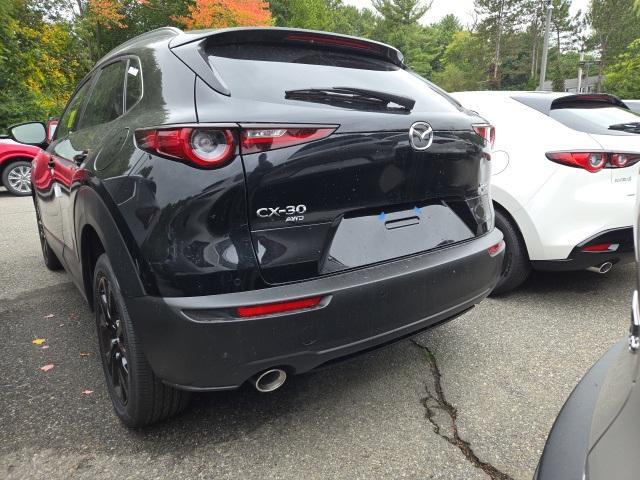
[[587, 261, 613, 275], [251, 368, 287, 393]]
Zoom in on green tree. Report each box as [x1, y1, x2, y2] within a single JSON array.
[[604, 38, 640, 97], [474, 0, 528, 87], [0, 0, 89, 130], [588, 0, 640, 90], [372, 0, 430, 24]]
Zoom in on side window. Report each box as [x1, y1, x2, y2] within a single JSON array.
[[125, 57, 142, 111], [56, 79, 92, 139], [81, 60, 127, 129]]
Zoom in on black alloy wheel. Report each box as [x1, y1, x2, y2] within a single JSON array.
[[96, 273, 130, 406]]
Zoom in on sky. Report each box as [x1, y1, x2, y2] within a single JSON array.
[[342, 0, 590, 27]]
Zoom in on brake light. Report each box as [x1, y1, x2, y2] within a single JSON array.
[[546, 151, 640, 173], [135, 127, 235, 168], [472, 124, 495, 149], [241, 127, 336, 154], [582, 243, 619, 252], [285, 33, 381, 52], [237, 296, 323, 318]]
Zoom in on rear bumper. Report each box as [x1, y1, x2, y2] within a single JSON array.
[[126, 229, 503, 390], [531, 227, 634, 272]]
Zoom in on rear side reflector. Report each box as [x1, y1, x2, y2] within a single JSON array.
[[488, 241, 505, 257], [241, 127, 336, 154], [546, 151, 640, 173], [237, 296, 323, 318], [582, 243, 619, 252]]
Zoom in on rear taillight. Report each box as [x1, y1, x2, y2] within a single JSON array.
[[136, 127, 236, 168], [472, 124, 495, 149], [136, 125, 337, 167], [241, 127, 336, 154], [546, 151, 640, 173]]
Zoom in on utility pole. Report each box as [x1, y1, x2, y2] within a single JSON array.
[[538, 0, 552, 91]]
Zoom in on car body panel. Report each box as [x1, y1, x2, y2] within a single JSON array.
[[452, 91, 638, 265], [29, 27, 503, 393]]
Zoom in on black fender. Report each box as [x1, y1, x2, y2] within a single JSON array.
[[73, 184, 148, 303]]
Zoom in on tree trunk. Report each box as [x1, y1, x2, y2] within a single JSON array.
[[492, 0, 505, 84]]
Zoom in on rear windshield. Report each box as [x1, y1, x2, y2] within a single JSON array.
[[206, 43, 460, 113], [549, 105, 640, 136]]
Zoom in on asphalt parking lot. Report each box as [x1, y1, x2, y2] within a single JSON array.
[[0, 189, 634, 480]]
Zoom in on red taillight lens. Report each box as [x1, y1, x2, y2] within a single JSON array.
[[136, 127, 235, 168], [546, 151, 640, 173], [472, 124, 495, 149], [488, 240, 505, 257], [236, 296, 323, 318], [582, 243, 619, 252], [241, 127, 336, 154]]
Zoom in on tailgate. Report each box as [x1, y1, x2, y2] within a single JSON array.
[[242, 127, 491, 284]]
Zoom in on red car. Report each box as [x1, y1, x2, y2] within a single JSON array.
[[1, 120, 57, 196]]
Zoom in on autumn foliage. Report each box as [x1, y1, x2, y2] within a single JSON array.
[[88, 0, 126, 29], [177, 0, 273, 29]]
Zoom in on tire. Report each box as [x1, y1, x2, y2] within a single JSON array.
[[34, 198, 63, 271], [491, 209, 531, 296], [93, 253, 190, 427], [2, 160, 32, 196]]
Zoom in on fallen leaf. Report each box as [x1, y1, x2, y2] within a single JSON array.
[[32, 338, 46, 345], [44, 314, 55, 319], [58, 324, 64, 327], [82, 389, 94, 395], [79, 352, 90, 357], [40, 364, 55, 372]]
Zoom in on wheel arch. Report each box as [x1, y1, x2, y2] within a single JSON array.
[[0, 156, 32, 178], [75, 186, 147, 309], [493, 200, 530, 259]]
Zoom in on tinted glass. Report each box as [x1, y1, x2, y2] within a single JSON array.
[[81, 61, 126, 129], [207, 44, 459, 112], [56, 80, 92, 138], [550, 106, 640, 136], [126, 57, 142, 111]]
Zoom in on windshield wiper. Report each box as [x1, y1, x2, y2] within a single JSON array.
[[285, 87, 415, 112], [609, 122, 640, 134]]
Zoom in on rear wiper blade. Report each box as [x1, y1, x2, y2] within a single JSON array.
[[285, 87, 416, 112], [609, 122, 640, 133]]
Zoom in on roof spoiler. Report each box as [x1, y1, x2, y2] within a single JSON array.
[[169, 27, 405, 97], [551, 94, 628, 111]]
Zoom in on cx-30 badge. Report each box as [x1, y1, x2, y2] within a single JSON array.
[[409, 122, 434, 151]]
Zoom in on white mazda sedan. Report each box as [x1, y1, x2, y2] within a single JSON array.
[[452, 91, 640, 294]]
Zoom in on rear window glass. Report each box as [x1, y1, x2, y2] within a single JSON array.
[[207, 44, 459, 113], [549, 106, 640, 136]]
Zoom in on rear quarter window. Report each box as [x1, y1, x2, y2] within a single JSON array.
[[206, 43, 460, 113]]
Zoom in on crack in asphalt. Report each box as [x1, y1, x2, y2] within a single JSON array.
[[412, 340, 515, 480]]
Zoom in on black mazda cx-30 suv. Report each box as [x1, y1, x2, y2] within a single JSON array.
[[12, 27, 504, 426]]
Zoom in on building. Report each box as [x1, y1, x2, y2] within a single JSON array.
[[542, 75, 602, 93]]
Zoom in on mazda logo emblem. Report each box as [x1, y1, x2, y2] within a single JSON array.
[[409, 122, 433, 151]]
